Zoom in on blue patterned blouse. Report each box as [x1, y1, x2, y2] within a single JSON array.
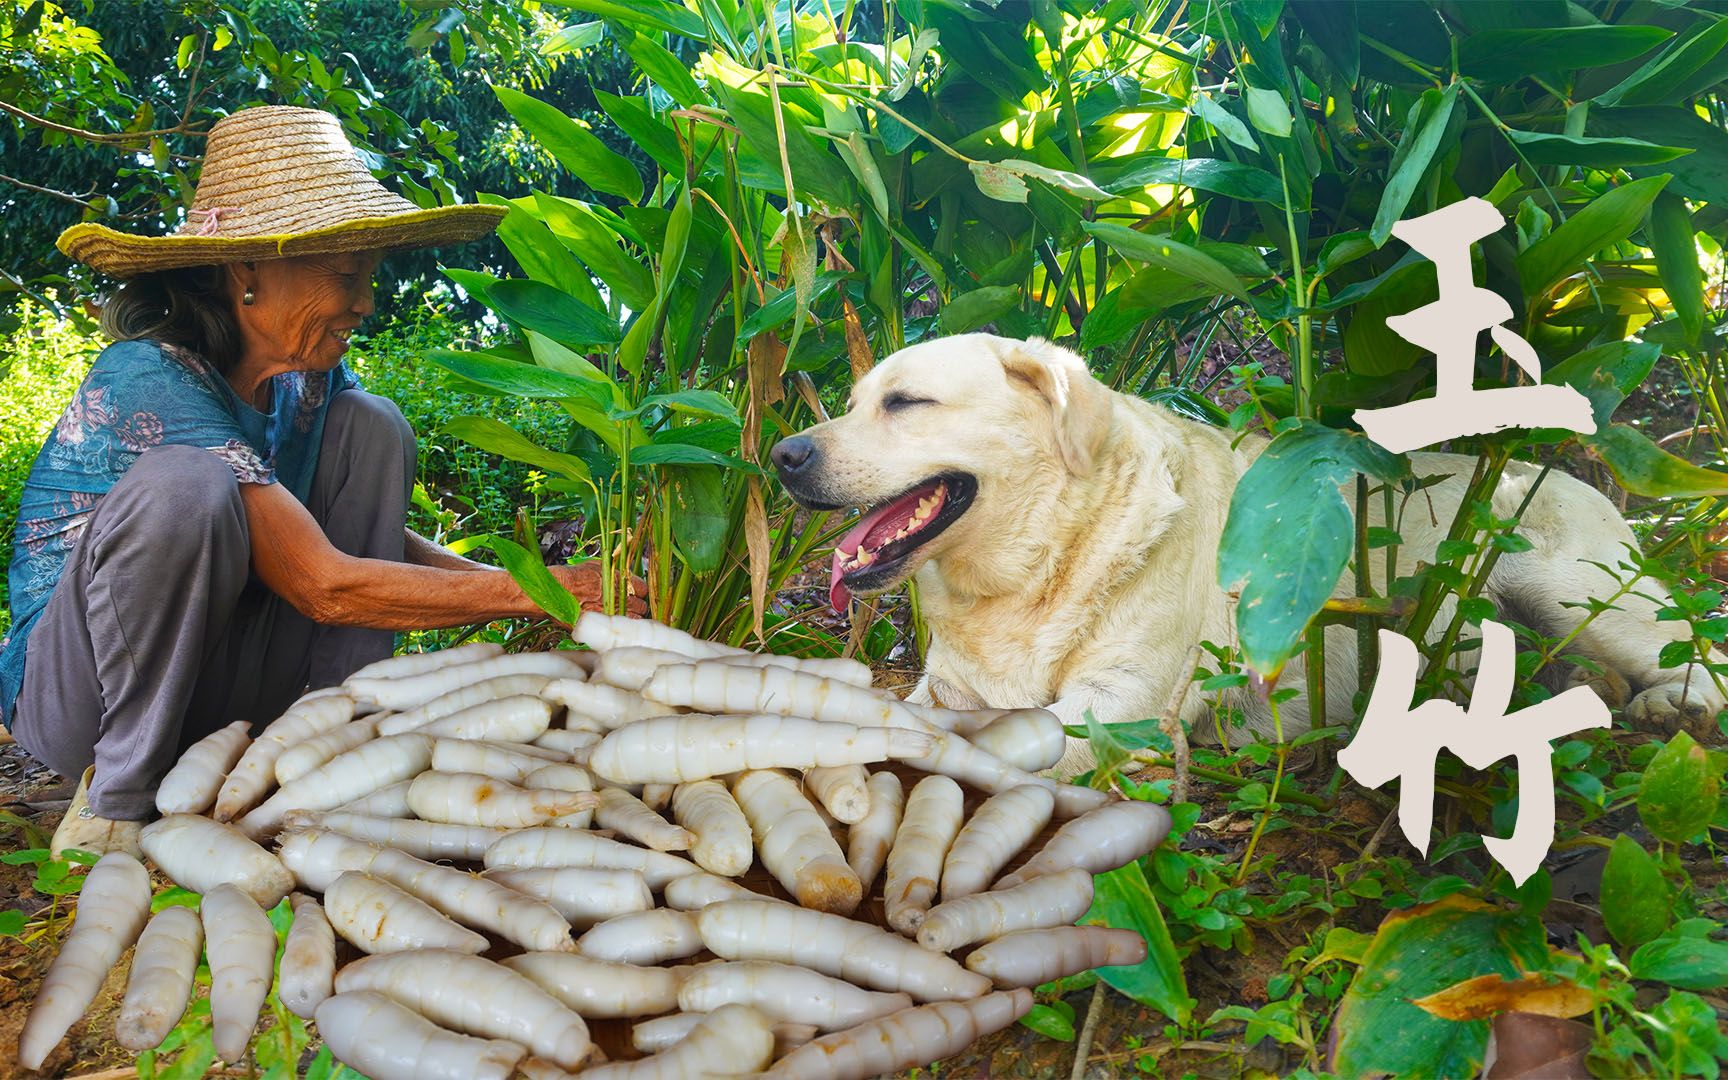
[[0, 338, 356, 727]]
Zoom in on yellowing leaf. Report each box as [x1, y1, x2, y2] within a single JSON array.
[[1413, 974, 1594, 1022]]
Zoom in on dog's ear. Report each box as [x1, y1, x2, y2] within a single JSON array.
[[1001, 338, 1112, 475]]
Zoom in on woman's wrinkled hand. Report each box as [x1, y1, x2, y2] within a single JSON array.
[[551, 563, 649, 617]]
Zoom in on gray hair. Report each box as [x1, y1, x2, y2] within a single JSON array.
[[98, 265, 242, 373]]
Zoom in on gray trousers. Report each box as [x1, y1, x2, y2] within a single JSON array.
[[12, 390, 415, 819]]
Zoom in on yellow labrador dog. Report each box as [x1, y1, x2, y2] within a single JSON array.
[[771, 333, 1721, 772]]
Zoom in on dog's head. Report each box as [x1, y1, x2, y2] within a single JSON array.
[[772, 333, 1113, 609]]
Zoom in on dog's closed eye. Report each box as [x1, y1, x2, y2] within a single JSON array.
[[883, 392, 936, 413]]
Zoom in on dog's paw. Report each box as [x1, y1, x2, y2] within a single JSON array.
[[1627, 679, 1725, 741], [1566, 664, 1631, 709]]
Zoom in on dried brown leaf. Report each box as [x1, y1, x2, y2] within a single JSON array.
[[842, 294, 874, 380], [1413, 974, 1593, 1022], [744, 476, 770, 645], [1483, 1011, 1593, 1079]]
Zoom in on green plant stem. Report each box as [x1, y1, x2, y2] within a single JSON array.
[[1133, 753, 1328, 810], [1235, 695, 1290, 883]]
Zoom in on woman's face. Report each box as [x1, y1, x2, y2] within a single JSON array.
[[233, 251, 381, 371]]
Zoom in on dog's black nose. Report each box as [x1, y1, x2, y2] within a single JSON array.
[[771, 435, 816, 474]]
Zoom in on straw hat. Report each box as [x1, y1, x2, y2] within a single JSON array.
[[57, 106, 508, 277]]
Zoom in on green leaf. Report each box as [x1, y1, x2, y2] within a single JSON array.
[[527, 332, 625, 404], [540, 0, 707, 41], [1217, 421, 1407, 674], [611, 22, 703, 108], [630, 443, 762, 472], [995, 158, 1112, 200], [1501, 129, 1691, 168], [1244, 86, 1292, 137], [487, 278, 624, 347], [1082, 221, 1250, 303], [1517, 174, 1670, 297], [1583, 425, 1728, 499], [1458, 25, 1671, 82], [619, 389, 740, 425], [471, 535, 581, 624], [1331, 896, 1551, 1078], [1647, 191, 1704, 344], [596, 90, 687, 176], [1371, 84, 1459, 248], [969, 161, 1029, 203], [443, 416, 592, 481], [1192, 92, 1258, 152], [712, 82, 854, 209], [1020, 1002, 1077, 1041], [542, 19, 603, 56], [1097, 156, 1285, 206], [1591, 106, 1728, 206], [1597, 16, 1728, 107], [0, 908, 24, 937], [493, 85, 643, 203], [1637, 731, 1720, 844], [737, 272, 846, 341], [665, 464, 729, 573], [427, 348, 613, 410], [175, 34, 195, 70], [1601, 834, 1674, 949], [937, 285, 1021, 335], [485, 202, 603, 309], [533, 192, 657, 310], [1084, 862, 1192, 1024], [1630, 934, 1728, 991]]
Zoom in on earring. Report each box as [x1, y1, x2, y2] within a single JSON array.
[[242, 287, 255, 306]]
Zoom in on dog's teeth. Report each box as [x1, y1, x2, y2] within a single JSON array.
[[856, 550, 875, 566]]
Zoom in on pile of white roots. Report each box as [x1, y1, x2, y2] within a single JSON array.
[[18, 614, 1173, 1079]]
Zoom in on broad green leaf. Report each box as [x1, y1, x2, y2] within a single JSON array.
[[1191, 92, 1258, 152], [440, 265, 500, 303], [1290, 0, 1358, 87], [1371, 84, 1459, 247], [1596, 16, 1728, 107], [1502, 130, 1691, 168], [1630, 933, 1728, 991], [1540, 340, 1659, 428], [657, 184, 692, 312], [1217, 421, 1407, 674], [1331, 896, 1551, 1078], [996, 158, 1112, 200], [936, 285, 1021, 335], [617, 297, 656, 377], [1517, 174, 1669, 297], [1637, 731, 1720, 844], [631, 443, 763, 472], [610, 22, 703, 107], [1084, 862, 1192, 1024], [1097, 156, 1285, 206], [527, 331, 625, 405], [1591, 106, 1728, 206], [1601, 834, 1673, 949], [471, 535, 581, 624], [837, 131, 890, 222], [427, 348, 613, 410], [542, 0, 707, 41], [666, 464, 729, 573], [533, 192, 657, 310], [1083, 220, 1250, 303], [1583, 425, 1728, 499], [1020, 1002, 1077, 1041], [596, 90, 687, 175], [443, 416, 593, 481], [1647, 191, 1703, 343], [737, 273, 846, 340], [488, 278, 623, 347], [1458, 25, 1671, 81], [1244, 86, 1292, 137], [542, 19, 603, 56], [493, 85, 643, 203], [0, 908, 26, 936], [1316, 231, 1376, 276], [620, 389, 740, 425], [650, 419, 744, 454], [712, 82, 854, 209], [482, 198, 604, 310], [969, 161, 1029, 203]]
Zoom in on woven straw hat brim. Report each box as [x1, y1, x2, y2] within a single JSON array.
[[58, 204, 508, 278]]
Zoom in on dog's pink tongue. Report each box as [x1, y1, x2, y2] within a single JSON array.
[[829, 553, 852, 611], [829, 500, 907, 612]]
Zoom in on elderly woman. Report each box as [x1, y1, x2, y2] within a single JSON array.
[[0, 106, 616, 858]]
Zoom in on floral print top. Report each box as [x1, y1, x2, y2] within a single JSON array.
[[0, 338, 356, 727]]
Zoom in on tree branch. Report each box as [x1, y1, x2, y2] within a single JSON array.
[[0, 172, 96, 206], [0, 99, 204, 144]]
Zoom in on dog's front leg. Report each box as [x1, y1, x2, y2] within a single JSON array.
[[1043, 681, 1161, 780]]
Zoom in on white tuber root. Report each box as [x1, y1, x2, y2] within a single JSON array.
[[502, 952, 688, 1018], [155, 720, 250, 815], [679, 960, 913, 1030], [631, 1012, 816, 1056], [994, 798, 1173, 889], [432, 737, 564, 782], [671, 779, 752, 877], [279, 892, 337, 1020], [579, 1003, 774, 1080], [314, 990, 526, 1080], [760, 989, 1033, 1079], [335, 949, 591, 1069], [590, 714, 931, 785], [596, 787, 693, 851], [239, 732, 434, 837], [275, 715, 382, 784], [484, 827, 700, 889], [846, 770, 905, 889], [643, 663, 921, 730], [697, 899, 992, 1002], [323, 871, 489, 955], [292, 811, 511, 862], [376, 672, 552, 735], [275, 827, 383, 891], [485, 866, 652, 927], [202, 883, 278, 1062], [346, 641, 504, 682], [883, 775, 965, 934], [939, 784, 1054, 901], [803, 764, 871, 824], [213, 693, 354, 821], [406, 770, 597, 829], [965, 709, 1066, 772], [369, 847, 574, 952], [662, 871, 764, 910], [414, 694, 554, 742], [140, 813, 296, 908], [338, 778, 414, 818], [733, 769, 862, 915], [541, 677, 666, 731], [575, 908, 703, 965], [344, 651, 587, 711], [917, 866, 1095, 952], [964, 925, 1149, 987], [114, 905, 203, 1051]]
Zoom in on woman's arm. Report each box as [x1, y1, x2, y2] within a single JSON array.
[[242, 481, 617, 630]]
